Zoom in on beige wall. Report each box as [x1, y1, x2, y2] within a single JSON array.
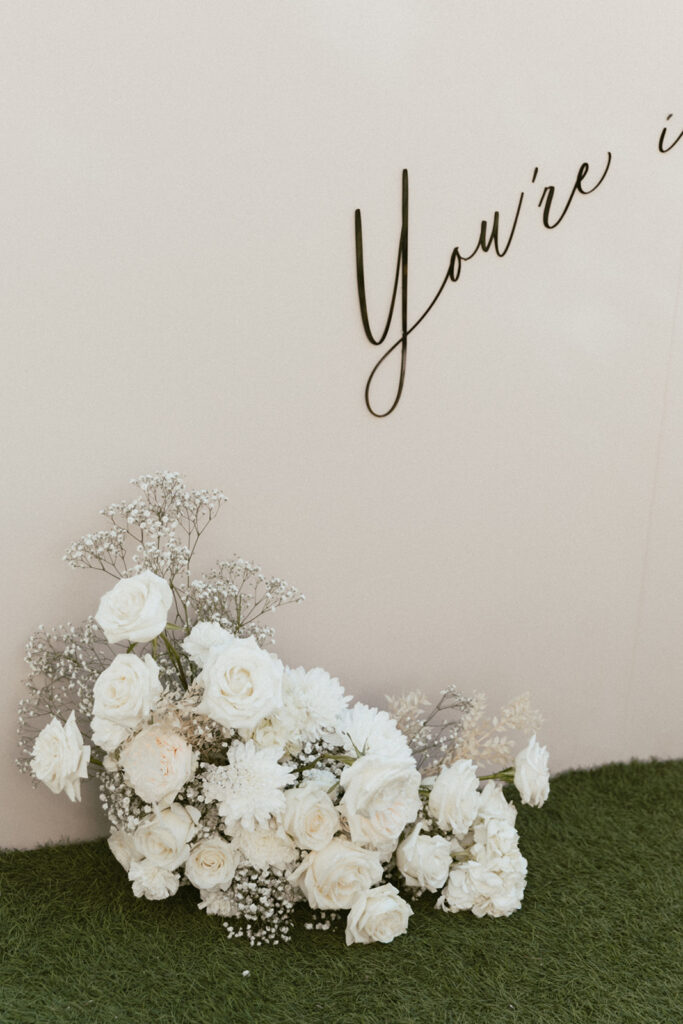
[[2, 1, 682, 848]]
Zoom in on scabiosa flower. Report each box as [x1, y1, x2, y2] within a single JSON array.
[[202, 740, 295, 832]]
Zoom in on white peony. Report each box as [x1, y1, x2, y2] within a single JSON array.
[[30, 711, 90, 802], [514, 735, 550, 807], [345, 884, 413, 945], [119, 724, 196, 806], [334, 703, 413, 762], [108, 829, 140, 872], [396, 823, 452, 892], [185, 835, 240, 891], [182, 622, 235, 668], [95, 570, 172, 644], [201, 740, 295, 832], [289, 837, 383, 910], [339, 755, 421, 848], [91, 653, 162, 751], [283, 782, 339, 851], [133, 803, 200, 869], [128, 859, 179, 900], [428, 760, 480, 835], [231, 822, 298, 871], [197, 637, 283, 731]]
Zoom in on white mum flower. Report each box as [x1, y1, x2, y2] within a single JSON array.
[[202, 740, 295, 832], [333, 703, 413, 762]]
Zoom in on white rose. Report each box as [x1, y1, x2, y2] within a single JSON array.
[[185, 835, 240, 891], [289, 837, 383, 910], [514, 735, 550, 807], [396, 823, 452, 892], [133, 803, 200, 869], [182, 622, 235, 668], [128, 859, 179, 900], [30, 711, 90, 802], [197, 637, 283, 731], [283, 783, 339, 851], [345, 884, 413, 945], [108, 829, 140, 872], [119, 724, 196, 806], [231, 823, 298, 872], [91, 653, 162, 750], [95, 570, 172, 644], [339, 755, 421, 848], [428, 760, 480, 835]]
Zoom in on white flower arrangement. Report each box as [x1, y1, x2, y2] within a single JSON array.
[[17, 472, 550, 946]]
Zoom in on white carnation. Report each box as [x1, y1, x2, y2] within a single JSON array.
[[428, 760, 480, 835], [185, 835, 241, 891], [334, 703, 413, 762], [476, 781, 517, 826], [95, 570, 172, 645], [339, 755, 421, 848], [514, 735, 550, 807], [30, 711, 90, 802], [202, 740, 295, 832], [345, 884, 413, 945], [91, 717, 129, 753], [133, 804, 200, 870], [108, 829, 140, 873], [197, 637, 283, 731], [128, 859, 179, 900], [231, 822, 298, 871], [119, 724, 196, 807], [396, 823, 452, 892], [182, 622, 235, 668]]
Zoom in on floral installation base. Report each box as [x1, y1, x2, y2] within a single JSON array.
[[18, 473, 549, 946]]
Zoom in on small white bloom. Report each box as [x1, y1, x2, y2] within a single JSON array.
[[514, 735, 550, 807], [339, 755, 421, 848], [396, 823, 452, 892], [108, 829, 140, 873], [198, 637, 283, 731], [91, 653, 162, 751], [334, 703, 413, 762], [428, 760, 480, 835], [119, 724, 196, 807], [133, 803, 200, 870], [30, 712, 90, 802], [202, 740, 295, 832], [283, 782, 339, 851], [231, 822, 298, 871], [182, 622, 235, 668], [128, 859, 179, 900], [288, 837, 383, 910], [345, 884, 413, 945], [185, 835, 240, 891], [95, 570, 172, 644], [198, 889, 240, 916]]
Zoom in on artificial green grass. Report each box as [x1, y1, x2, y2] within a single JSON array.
[[1, 759, 682, 1024]]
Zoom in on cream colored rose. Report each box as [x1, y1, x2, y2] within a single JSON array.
[[91, 653, 162, 751], [182, 622, 235, 668], [345, 884, 413, 945], [95, 570, 172, 644], [128, 859, 179, 900], [30, 711, 90, 802], [119, 724, 196, 806], [185, 835, 240, 891], [339, 755, 421, 848], [197, 636, 283, 730], [514, 735, 550, 807], [108, 829, 140, 872], [133, 803, 200, 869], [428, 759, 480, 835], [396, 823, 452, 892], [283, 783, 339, 851], [288, 837, 383, 910]]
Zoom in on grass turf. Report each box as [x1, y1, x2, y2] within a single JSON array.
[[1, 759, 681, 1024]]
